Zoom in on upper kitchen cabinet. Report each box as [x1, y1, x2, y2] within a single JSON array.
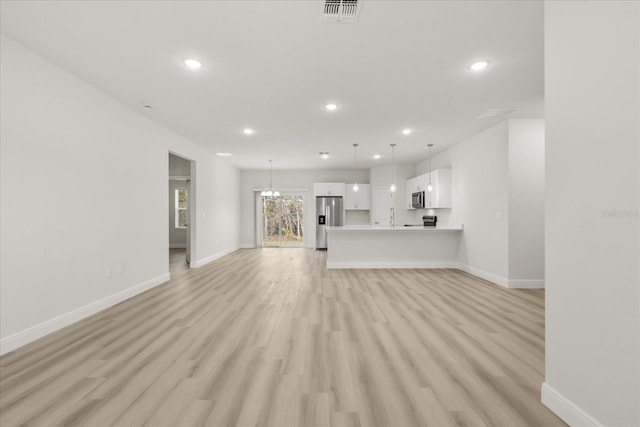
[[405, 169, 452, 209], [405, 174, 432, 209], [425, 169, 452, 208], [345, 183, 370, 210], [313, 182, 346, 197]]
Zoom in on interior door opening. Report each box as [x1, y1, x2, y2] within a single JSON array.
[[374, 187, 393, 225], [261, 194, 304, 248], [169, 152, 195, 273]]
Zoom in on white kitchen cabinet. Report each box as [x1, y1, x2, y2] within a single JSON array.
[[425, 169, 452, 208], [313, 182, 345, 197], [345, 183, 370, 210], [414, 174, 430, 192], [405, 169, 452, 209], [405, 174, 429, 209]]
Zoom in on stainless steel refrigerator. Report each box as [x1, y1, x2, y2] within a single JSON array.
[[315, 196, 344, 250]]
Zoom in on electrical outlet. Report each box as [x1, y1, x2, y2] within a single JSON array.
[[105, 267, 112, 278], [118, 264, 124, 274], [495, 211, 504, 221]]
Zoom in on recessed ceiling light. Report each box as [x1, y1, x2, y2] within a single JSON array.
[[325, 103, 338, 111], [373, 154, 381, 160], [243, 128, 254, 135], [216, 152, 232, 157], [402, 128, 412, 135], [469, 60, 489, 71], [184, 58, 203, 70], [320, 152, 329, 159]]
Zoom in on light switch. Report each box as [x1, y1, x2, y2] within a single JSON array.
[[496, 211, 504, 221]]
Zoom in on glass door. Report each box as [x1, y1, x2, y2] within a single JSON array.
[[262, 196, 281, 247], [262, 194, 304, 247]]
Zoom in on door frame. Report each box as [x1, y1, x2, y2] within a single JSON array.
[[168, 151, 196, 270], [374, 186, 393, 225]]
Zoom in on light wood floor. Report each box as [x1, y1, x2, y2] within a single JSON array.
[[0, 249, 565, 427], [170, 248, 190, 274]]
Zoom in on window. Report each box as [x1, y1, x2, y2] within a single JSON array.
[[175, 188, 187, 229]]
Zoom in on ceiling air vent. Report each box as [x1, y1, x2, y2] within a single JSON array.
[[323, 0, 360, 23], [477, 108, 516, 119]]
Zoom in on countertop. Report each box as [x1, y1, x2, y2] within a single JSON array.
[[327, 224, 463, 232]]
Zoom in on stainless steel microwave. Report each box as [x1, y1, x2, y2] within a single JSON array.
[[412, 191, 425, 209]]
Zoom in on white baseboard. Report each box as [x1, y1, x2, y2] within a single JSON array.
[[541, 383, 604, 427], [190, 246, 238, 268], [169, 243, 186, 249], [327, 259, 542, 290], [509, 279, 545, 289], [458, 265, 509, 288], [0, 272, 170, 356], [240, 244, 312, 249], [327, 261, 462, 269]]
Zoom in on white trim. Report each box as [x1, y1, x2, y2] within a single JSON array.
[[326, 257, 541, 289], [190, 246, 238, 268], [169, 243, 187, 249], [459, 265, 509, 288], [0, 273, 170, 356], [541, 383, 605, 427], [239, 243, 256, 249], [327, 261, 462, 269], [508, 279, 545, 289]]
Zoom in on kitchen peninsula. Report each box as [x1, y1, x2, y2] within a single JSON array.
[[326, 224, 463, 269]]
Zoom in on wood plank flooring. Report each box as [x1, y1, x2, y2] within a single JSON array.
[[0, 249, 565, 427]]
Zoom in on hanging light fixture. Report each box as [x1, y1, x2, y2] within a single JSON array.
[[427, 144, 434, 192], [352, 143, 359, 192], [260, 160, 280, 197], [390, 143, 397, 193]]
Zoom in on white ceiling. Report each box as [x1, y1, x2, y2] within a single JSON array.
[[0, 0, 544, 170]]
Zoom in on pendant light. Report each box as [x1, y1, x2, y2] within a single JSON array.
[[427, 144, 434, 192], [390, 143, 397, 193], [352, 143, 359, 192], [260, 160, 280, 197]]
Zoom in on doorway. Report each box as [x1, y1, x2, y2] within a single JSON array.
[[261, 194, 304, 247], [169, 152, 194, 273], [374, 187, 393, 225]]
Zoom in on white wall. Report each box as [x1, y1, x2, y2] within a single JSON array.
[[416, 121, 510, 284], [414, 119, 545, 287], [369, 163, 417, 226], [0, 35, 241, 353], [239, 169, 369, 248], [543, 2, 639, 426], [508, 119, 545, 284]]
